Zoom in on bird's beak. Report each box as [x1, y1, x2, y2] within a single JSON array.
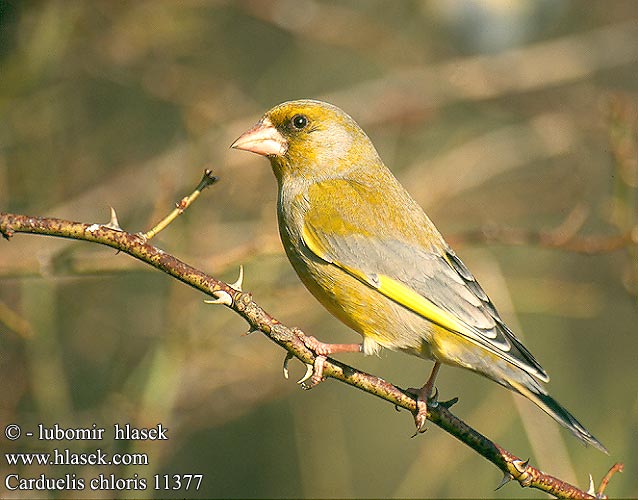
[[231, 117, 287, 157]]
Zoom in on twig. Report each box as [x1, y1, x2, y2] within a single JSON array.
[[0, 210, 621, 499], [597, 462, 624, 497], [142, 169, 218, 240]]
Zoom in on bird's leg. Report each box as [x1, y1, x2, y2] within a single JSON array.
[[303, 336, 363, 356], [408, 361, 441, 432], [294, 331, 362, 387]]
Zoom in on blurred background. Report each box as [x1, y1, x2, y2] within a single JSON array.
[[1, 1, 637, 498]]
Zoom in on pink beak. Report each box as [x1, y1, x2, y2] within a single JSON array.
[[231, 117, 287, 157]]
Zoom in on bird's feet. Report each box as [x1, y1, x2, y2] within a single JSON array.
[[291, 329, 362, 389], [296, 333, 332, 388], [406, 386, 439, 433], [408, 361, 442, 434]]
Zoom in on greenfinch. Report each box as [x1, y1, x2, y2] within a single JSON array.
[[231, 99, 606, 453]]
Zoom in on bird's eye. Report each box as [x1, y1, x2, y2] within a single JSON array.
[[291, 114, 308, 130]]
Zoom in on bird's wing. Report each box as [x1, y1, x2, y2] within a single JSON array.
[[301, 184, 548, 382]]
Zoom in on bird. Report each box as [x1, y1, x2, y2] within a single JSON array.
[[231, 99, 607, 453]]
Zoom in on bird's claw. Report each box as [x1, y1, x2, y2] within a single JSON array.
[[406, 384, 442, 435], [300, 355, 327, 389], [281, 352, 323, 387], [297, 363, 314, 385], [410, 419, 428, 438], [413, 403, 429, 434], [411, 392, 458, 433]]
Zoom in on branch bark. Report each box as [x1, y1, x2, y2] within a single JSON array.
[[0, 211, 621, 499]]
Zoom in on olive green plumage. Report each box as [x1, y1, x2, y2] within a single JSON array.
[[232, 99, 606, 453]]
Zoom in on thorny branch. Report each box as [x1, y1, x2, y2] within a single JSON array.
[[0, 209, 623, 499]]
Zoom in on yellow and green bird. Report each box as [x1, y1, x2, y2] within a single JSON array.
[[231, 99, 606, 453]]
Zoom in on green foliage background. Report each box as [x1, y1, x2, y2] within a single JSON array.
[[1, 1, 637, 498]]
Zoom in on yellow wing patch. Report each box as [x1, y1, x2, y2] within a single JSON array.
[[302, 223, 473, 337], [375, 274, 472, 337]]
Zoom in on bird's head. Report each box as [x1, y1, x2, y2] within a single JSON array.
[[231, 99, 380, 181]]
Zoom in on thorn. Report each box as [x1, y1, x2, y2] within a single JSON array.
[[105, 207, 123, 231], [512, 458, 530, 474], [229, 265, 244, 291], [296, 363, 314, 385], [203, 290, 233, 306], [242, 327, 258, 337], [587, 474, 595, 496], [495, 473, 513, 491], [282, 352, 294, 379]]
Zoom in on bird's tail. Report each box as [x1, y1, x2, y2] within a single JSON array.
[[509, 379, 608, 454]]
